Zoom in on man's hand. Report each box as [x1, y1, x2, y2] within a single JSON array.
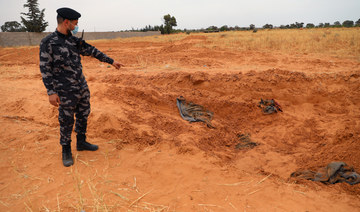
[[49, 94, 60, 107], [112, 61, 124, 69]]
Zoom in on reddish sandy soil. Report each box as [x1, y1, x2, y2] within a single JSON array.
[[0, 34, 360, 211]]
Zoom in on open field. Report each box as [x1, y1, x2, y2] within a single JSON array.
[[0, 28, 359, 211]]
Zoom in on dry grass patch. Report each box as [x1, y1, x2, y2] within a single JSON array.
[[201, 28, 360, 58], [100, 28, 360, 59]]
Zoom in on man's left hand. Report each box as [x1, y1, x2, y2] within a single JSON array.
[[112, 61, 124, 69]]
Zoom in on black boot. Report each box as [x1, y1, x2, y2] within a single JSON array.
[[62, 144, 73, 167], [76, 134, 98, 151]]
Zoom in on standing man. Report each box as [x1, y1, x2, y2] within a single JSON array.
[[40, 7, 123, 167]]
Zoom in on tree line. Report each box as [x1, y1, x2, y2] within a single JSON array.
[[265, 20, 360, 29], [137, 19, 360, 34]]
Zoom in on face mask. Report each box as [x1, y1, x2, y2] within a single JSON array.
[[67, 22, 79, 35]]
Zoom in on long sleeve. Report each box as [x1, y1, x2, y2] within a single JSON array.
[[80, 40, 114, 64], [39, 40, 56, 95]]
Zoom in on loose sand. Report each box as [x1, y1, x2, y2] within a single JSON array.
[[0, 31, 359, 211]]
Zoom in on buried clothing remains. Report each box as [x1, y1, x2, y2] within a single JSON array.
[[235, 133, 258, 150], [176, 96, 215, 128], [258, 99, 283, 114], [290, 161, 360, 185]]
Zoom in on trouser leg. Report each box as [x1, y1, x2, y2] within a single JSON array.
[[58, 91, 80, 145], [73, 87, 98, 151], [58, 105, 75, 145], [74, 87, 90, 134]]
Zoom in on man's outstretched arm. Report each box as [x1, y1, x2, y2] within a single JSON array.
[[78, 39, 124, 69]]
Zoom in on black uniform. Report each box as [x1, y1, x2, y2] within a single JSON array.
[[39, 30, 114, 145]]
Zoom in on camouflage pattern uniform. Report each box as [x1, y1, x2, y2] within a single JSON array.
[[39, 30, 114, 145]]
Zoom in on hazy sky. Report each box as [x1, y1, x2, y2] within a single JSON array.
[[1, 0, 359, 32]]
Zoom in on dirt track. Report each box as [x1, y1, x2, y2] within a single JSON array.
[[0, 32, 360, 211]]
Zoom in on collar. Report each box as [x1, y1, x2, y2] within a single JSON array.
[[55, 29, 72, 38]]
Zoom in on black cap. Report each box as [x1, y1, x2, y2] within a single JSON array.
[[57, 7, 81, 20]]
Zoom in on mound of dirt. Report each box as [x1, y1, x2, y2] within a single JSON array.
[[0, 34, 359, 211]]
